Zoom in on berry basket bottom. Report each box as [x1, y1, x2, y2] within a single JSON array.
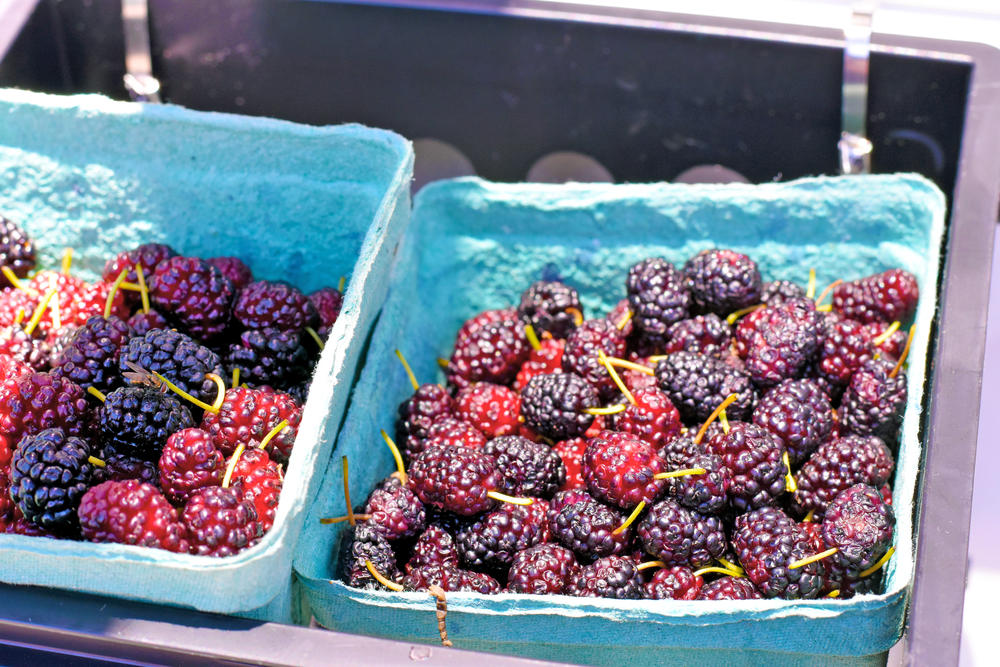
[[294, 176, 944, 664]]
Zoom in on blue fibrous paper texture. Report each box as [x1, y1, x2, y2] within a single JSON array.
[[0, 89, 413, 616], [294, 175, 945, 664]]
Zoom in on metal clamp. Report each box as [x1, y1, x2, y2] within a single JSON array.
[[122, 0, 160, 102], [839, 3, 874, 174]]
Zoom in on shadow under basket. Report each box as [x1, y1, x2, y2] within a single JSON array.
[[0, 89, 413, 618], [294, 175, 944, 665]]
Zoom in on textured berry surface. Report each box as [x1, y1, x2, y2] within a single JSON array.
[[743, 299, 824, 388], [78, 480, 189, 552], [454, 382, 521, 439], [0, 215, 36, 287], [229, 448, 283, 533], [11, 428, 93, 533], [663, 314, 733, 357], [456, 502, 547, 573], [550, 496, 631, 561], [561, 318, 626, 398], [706, 422, 786, 513], [396, 383, 453, 461], [406, 524, 460, 572], [644, 566, 704, 600], [206, 256, 253, 290], [225, 327, 310, 389], [566, 555, 643, 599], [833, 269, 919, 325], [447, 317, 528, 389], [863, 321, 908, 361], [103, 243, 177, 284], [761, 280, 806, 305], [733, 506, 823, 599], [92, 454, 159, 487], [614, 387, 682, 450], [232, 280, 317, 332], [308, 287, 343, 336], [119, 328, 224, 405], [514, 337, 565, 391], [838, 358, 907, 442], [821, 483, 894, 575], [407, 445, 500, 516], [200, 386, 301, 462], [507, 543, 579, 594], [654, 351, 755, 424], [453, 308, 518, 348], [363, 477, 426, 541], [158, 428, 224, 504], [696, 576, 762, 600], [182, 486, 260, 557], [817, 319, 874, 387], [637, 497, 726, 568], [657, 435, 730, 516], [484, 435, 565, 498], [517, 281, 582, 339], [552, 437, 587, 490], [420, 417, 488, 452], [340, 524, 400, 589], [151, 256, 235, 341], [583, 430, 667, 510], [753, 378, 834, 464], [52, 315, 133, 393], [793, 435, 894, 519], [683, 249, 762, 316], [520, 372, 597, 441], [128, 309, 170, 336], [0, 371, 89, 444], [99, 386, 195, 462], [626, 257, 690, 338], [402, 563, 499, 593], [0, 325, 50, 371]]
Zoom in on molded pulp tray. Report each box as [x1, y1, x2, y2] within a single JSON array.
[[295, 176, 945, 665], [0, 89, 413, 615]]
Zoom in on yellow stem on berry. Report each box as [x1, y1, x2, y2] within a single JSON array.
[[395, 349, 420, 391], [719, 408, 730, 434], [583, 404, 627, 416], [104, 268, 128, 320], [693, 394, 739, 446], [24, 288, 58, 336], [788, 547, 838, 570], [486, 491, 534, 506], [890, 327, 916, 379], [117, 282, 143, 291], [613, 501, 646, 536], [50, 298, 61, 330], [806, 268, 817, 299], [803, 509, 816, 523], [828, 589, 841, 598], [647, 355, 668, 363], [257, 419, 290, 452], [380, 429, 408, 485], [232, 367, 240, 389], [859, 545, 896, 578], [605, 357, 655, 376], [87, 455, 106, 468], [135, 264, 151, 315], [523, 323, 542, 351], [653, 468, 707, 480], [152, 371, 219, 414], [726, 303, 764, 325], [873, 320, 901, 347], [342, 455, 356, 527], [305, 326, 325, 351], [1, 266, 32, 294], [598, 349, 635, 406], [616, 309, 633, 331], [437, 357, 449, 370], [717, 558, 744, 576], [13, 308, 24, 325], [816, 304, 833, 312], [783, 451, 797, 493], [566, 307, 584, 327], [205, 373, 227, 412], [221, 443, 246, 489], [693, 566, 744, 578], [320, 513, 372, 525], [814, 279, 843, 307], [337, 276, 346, 293], [636, 560, 666, 572], [86, 386, 107, 402], [365, 559, 404, 592], [61, 248, 73, 275]]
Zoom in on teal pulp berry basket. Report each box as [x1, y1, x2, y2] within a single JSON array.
[[294, 175, 945, 665], [0, 89, 412, 618]]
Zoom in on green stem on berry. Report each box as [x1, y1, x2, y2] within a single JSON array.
[[305, 326, 325, 351], [221, 443, 246, 489], [523, 323, 542, 352], [583, 404, 627, 416], [24, 289, 57, 336], [104, 268, 128, 320], [365, 559, 404, 592], [87, 455, 106, 468], [814, 279, 843, 307], [693, 394, 739, 446], [152, 371, 219, 414], [61, 248, 73, 275], [380, 429, 408, 485], [788, 547, 838, 570], [693, 566, 744, 578], [890, 327, 915, 379], [725, 304, 764, 326], [653, 467, 707, 480], [566, 307, 584, 327], [232, 367, 240, 389], [135, 263, 151, 315], [616, 309, 633, 331], [598, 350, 635, 406], [486, 491, 534, 506], [612, 500, 645, 535], [636, 560, 666, 571], [828, 589, 841, 598], [803, 509, 815, 523], [717, 558, 745, 576], [783, 451, 797, 493], [1, 266, 32, 294], [604, 357, 655, 376], [859, 545, 895, 578], [205, 373, 227, 412], [257, 419, 290, 452], [872, 320, 901, 347], [395, 349, 420, 391], [86, 386, 106, 402], [320, 513, 372, 525], [337, 276, 346, 293], [806, 268, 817, 299], [341, 455, 357, 526]]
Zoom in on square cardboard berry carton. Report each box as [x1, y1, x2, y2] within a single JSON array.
[[294, 175, 944, 665], [0, 89, 412, 617]]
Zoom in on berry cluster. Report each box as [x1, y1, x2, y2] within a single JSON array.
[[0, 217, 340, 556], [341, 251, 916, 601]]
